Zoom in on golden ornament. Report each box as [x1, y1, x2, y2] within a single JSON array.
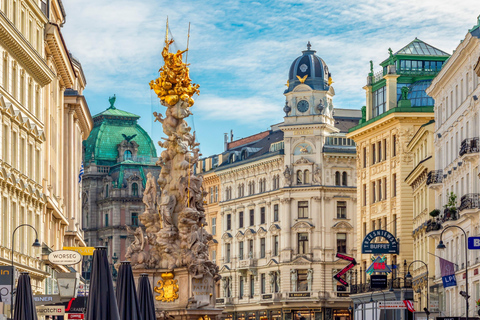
[[154, 272, 179, 302]]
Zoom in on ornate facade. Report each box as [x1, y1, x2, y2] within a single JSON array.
[[0, 0, 91, 303], [81, 99, 161, 280], [347, 39, 449, 312], [425, 18, 480, 318], [198, 44, 361, 320]]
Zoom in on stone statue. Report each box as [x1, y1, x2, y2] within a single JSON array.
[[143, 172, 156, 211], [269, 271, 275, 292], [369, 60, 373, 75], [109, 94, 116, 108], [125, 226, 149, 269], [291, 269, 297, 291], [307, 269, 313, 291], [283, 165, 292, 186], [276, 271, 280, 289], [313, 165, 321, 184], [388, 48, 394, 65]]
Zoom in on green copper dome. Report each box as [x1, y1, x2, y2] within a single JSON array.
[[84, 102, 157, 166]]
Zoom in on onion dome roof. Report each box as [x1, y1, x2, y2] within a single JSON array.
[[285, 42, 331, 93], [84, 103, 157, 166]]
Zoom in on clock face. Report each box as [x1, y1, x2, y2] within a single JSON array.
[[297, 100, 309, 113]]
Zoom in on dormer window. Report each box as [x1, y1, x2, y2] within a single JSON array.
[[124, 150, 132, 161]]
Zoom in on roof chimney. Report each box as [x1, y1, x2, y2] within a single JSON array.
[[230, 130, 234, 142], [224, 133, 228, 151]]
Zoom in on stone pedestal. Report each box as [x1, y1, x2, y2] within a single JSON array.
[[132, 268, 223, 320]]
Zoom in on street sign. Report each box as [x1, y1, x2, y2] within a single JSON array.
[[468, 237, 480, 249], [48, 250, 82, 265], [370, 275, 388, 289], [377, 301, 407, 309], [63, 247, 95, 256], [36, 305, 65, 316], [333, 253, 357, 286]]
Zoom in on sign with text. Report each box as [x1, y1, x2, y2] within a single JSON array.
[[48, 250, 82, 265], [63, 247, 95, 256], [68, 314, 84, 319], [333, 253, 357, 287], [370, 275, 388, 289], [366, 256, 392, 274], [288, 292, 311, 297], [377, 301, 406, 309], [36, 305, 65, 316], [192, 277, 213, 307], [0, 266, 15, 305], [362, 230, 399, 254], [468, 237, 480, 250]]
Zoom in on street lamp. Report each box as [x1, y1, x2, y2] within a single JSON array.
[[351, 297, 364, 320], [369, 290, 386, 320], [11, 224, 41, 318], [437, 225, 469, 320], [406, 260, 429, 315]]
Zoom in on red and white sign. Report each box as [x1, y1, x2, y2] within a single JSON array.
[[68, 314, 84, 319], [377, 301, 407, 309], [403, 300, 416, 313]]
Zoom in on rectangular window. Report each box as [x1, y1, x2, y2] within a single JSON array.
[[226, 214, 231, 230], [215, 186, 218, 202], [297, 270, 308, 291], [261, 273, 266, 294], [226, 243, 231, 263], [239, 241, 244, 260], [392, 135, 397, 156], [260, 207, 265, 224], [131, 212, 139, 226], [393, 214, 397, 236], [248, 239, 254, 258], [273, 204, 279, 222], [12, 131, 17, 164], [383, 139, 387, 160], [239, 276, 244, 299], [211, 217, 216, 235], [372, 181, 376, 203], [363, 222, 367, 238], [298, 201, 308, 218], [392, 173, 397, 197], [378, 141, 382, 162], [363, 147, 367, 168], [383, 177, 387, 200], [20, 138, 25, 172], [298, 233, 309, 254], [372, 143, 376, 164], [105, 213, 109, 227], [209, 187, 213, 203], [337, 233, 347, 253], [336, 201, 347, 219], [260, 238, 265, 258], [249, 209, 254, 226], [250, 275, 255, 297], [35, 149, 40, 182], [363, 184, 367, 206], [239, 211, 244, 228], [273, 235, 279, 256]]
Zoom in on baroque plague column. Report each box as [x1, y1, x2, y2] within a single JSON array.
[[126, 34, 221, 319]]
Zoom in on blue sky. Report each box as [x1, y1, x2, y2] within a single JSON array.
[[62, 0, 478, 157]]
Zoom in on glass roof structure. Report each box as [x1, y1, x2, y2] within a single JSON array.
[[394, 38, 449, 56]]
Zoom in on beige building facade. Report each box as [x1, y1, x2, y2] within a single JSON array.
[[426, 19, 480, 318], [0, 0, 91, 301]]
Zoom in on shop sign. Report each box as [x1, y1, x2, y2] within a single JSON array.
[[262, 294, 272, 299], [468, 237, 480, 249], [362, 230, 399, 254], [370, 274, 388, 289], [68, 314, 84, 319], [288, 292, 311, 298], [63, 247, 95, 256], [36, 305, 65, 316], [0, 266, 15, 305], [366, 256, 391, 274], [336, 292, 349, 297], [377, 301, 406, 309], [333, 253, 357, 286], [48, 250, 82, 265], [215, 298, 224, 304]]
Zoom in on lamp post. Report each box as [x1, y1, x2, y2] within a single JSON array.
[[406, 260, 429, 315], [437, 225, 469, 320], [10, 224, 41, 318], [369, 290, 386, 320], [351, 297, 364, 320]]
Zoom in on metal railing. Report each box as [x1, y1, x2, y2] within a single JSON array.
[[459, 137, 479, 157], [425, 219, 442, 232], [398, 68, 442, 76], [442, 208, 458, 222], [426, 170, 443, 185], [458, 193, 480, 212], [374, 70, 384, 83]]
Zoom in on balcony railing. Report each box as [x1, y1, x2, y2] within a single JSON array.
[[425, 219, 442, 232], [426, 170, 443, 185], [459, 193, 480, 212], [442, 208, 458, 222], [459, 137, 479, 157]]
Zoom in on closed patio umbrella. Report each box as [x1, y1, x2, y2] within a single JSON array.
[[85, 246, 120, 320], [137, 273, 156, 320], [115, 261, 142, 320], [13, 272, 37, 320]]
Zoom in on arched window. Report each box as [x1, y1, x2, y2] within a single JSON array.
[[304, 170, 310, 184], [297, 170, 303, 185], [342, 172, 348, 186], [123, 150, 132, 161], [335, 171, 341, 186], [105, 184, 109, 198], [132, 183, 138, 196]]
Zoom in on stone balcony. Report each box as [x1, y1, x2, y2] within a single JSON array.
[[426, 170, 443, 189], [459, 137, 479, 162]]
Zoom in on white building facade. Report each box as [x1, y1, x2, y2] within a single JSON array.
[[426, 18, 480, 318]]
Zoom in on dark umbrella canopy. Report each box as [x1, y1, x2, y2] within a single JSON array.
[[137, 274, 156, 320], [85, 247, 120, 320], [13, 272, 37, 320], [116, 262, 143, 320]]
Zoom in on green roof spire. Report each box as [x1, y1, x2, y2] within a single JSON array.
[[108, 94, 116, 110]]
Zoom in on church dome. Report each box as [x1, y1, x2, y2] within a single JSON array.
[[84, 103, 157, 166], [285, 42, 331, 93]]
